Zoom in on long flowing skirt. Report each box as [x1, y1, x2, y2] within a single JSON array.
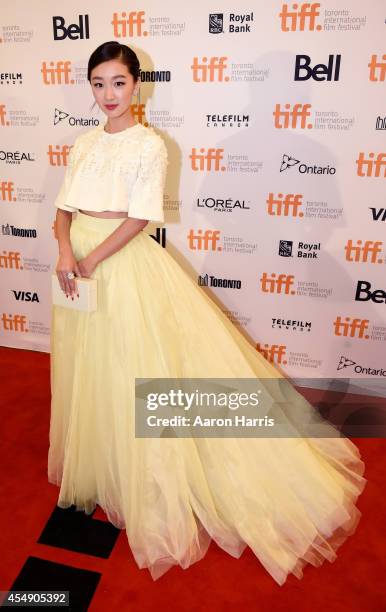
[[48, 211, 367, 585]]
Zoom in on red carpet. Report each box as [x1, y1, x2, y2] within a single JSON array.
[[0, 345, 384, 611]]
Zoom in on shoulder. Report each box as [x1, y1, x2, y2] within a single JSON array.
[[71, 125, 101, 151], [138, 125, 168, 160]]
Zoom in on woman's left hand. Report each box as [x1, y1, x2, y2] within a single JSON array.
[[77, 254, 98, 278]]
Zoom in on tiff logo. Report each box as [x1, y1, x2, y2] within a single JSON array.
[[279, 3, 321, 31]]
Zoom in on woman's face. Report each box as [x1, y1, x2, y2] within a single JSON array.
[[90, 59, 139, 118]]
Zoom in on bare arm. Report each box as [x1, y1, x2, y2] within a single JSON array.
[[86, 216, 149, 268], [55, 209, 73, 256], [55, 209, 81, 296]]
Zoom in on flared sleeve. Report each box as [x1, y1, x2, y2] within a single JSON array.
[[53, 141, 79, 213], [127, 134, 168, 223]]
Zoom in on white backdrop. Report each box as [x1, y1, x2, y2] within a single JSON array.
[[1, 1, 385, 396]]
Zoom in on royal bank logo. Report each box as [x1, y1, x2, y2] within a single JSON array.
[[279, 240, 293, 257], [209, 12, 254, 34], [209, 13, 223, 33], [279, 239, 321, 258]]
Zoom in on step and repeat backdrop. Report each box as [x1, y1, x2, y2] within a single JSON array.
[[1, 2, 385, 395]]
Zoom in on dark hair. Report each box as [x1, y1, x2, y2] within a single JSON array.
[[87, 41, 140, 83]]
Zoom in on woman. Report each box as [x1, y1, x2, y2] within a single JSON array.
[[49, 41, 367, 584]]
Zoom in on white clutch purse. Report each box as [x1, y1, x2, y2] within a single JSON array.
[[51, 273, 98, 312]]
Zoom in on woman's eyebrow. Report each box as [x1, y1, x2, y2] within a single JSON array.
[[91, 74, 127, 80]]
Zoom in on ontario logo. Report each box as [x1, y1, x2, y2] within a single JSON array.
[[280, 153, 336, 175], [337, 355, 386, 376], [54, 108, 99, 127]]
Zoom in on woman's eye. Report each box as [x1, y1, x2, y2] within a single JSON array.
[[115, 82, 125, 86]]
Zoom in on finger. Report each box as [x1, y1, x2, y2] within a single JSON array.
[[57, 271, 67, 295], [61, 272, 71, 297]]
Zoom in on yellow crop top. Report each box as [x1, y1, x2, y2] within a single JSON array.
[[54, 122, 168, 223]]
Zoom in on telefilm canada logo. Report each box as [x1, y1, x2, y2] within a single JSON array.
[[272, 317, 311, 332], [280, 153, 336, 175], [0, 72, 23, 85]]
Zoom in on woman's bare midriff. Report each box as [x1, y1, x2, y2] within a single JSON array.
[[78, 209, 128, 218]]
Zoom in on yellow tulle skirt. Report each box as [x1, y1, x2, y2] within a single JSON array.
[[49, 211, 367, 585]]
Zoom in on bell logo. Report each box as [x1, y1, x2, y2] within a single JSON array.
[[273, 104, 312, 129], [0, 250, 22, 269], [355, 280, 386, 304], [368, 54, 386, 82], [0, 181, 16, 202], [41, 61, 73, 85], [333, 316, 369, 339], [356, 152, 386, 177], [267, 193, 304, 217], [191, 57, 229, 82], [53, 15, 90, 40], [256, 343, 287, 364], [344, 240, 383, 264], [112, 11, 147, 37], [49, 145, 73, 167], [294, 54, 341, 81], [1, 313, 28, 332], [187, 229, 222, 251], [279, 3, 322, 32], [260, 273, 295, 294], [190, 148, 225, 171], [0, 104, 9, 127]]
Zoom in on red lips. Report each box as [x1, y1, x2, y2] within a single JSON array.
[[105, 104, 118, 110]]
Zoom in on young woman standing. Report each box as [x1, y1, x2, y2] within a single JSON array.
[[49, 41, 367, 584]]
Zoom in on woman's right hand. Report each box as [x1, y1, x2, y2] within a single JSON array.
[[56, 251, 82, 298]]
